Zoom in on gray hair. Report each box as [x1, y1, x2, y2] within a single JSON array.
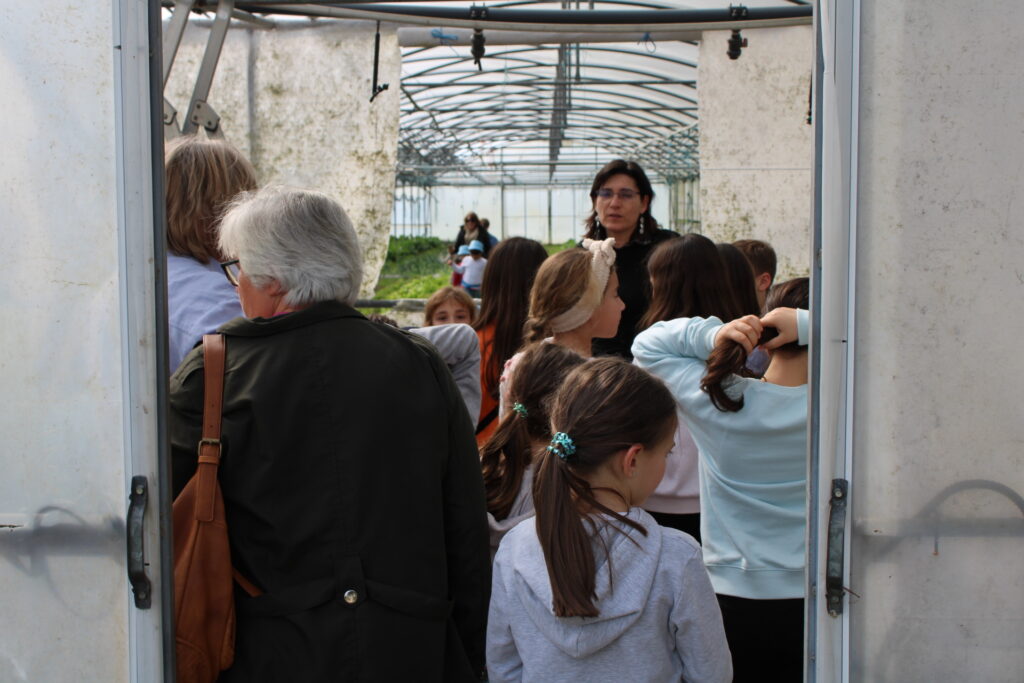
[[218, 186, 364, 307]]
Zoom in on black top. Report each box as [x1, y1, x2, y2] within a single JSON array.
[[170, 301, 490, 682], [454, 226, 495, 256], [589, 228, 680, 359]]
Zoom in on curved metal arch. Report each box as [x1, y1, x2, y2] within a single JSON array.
[[402, 44, 698, 87], [402, 90, 694, 135], [404, 78, 699, 123]]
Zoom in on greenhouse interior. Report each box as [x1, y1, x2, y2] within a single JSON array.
[[163, 0, 813, 307]]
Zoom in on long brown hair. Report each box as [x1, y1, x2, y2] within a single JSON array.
[[534, 359, 676, 617], [165, 136, 257, 262], [702, 277, 810, 412], [474, 238, 549, 399], [523, 249, 593, 344], [480, 344, 585, 520], [583, 159, 658, 243], [640, 233, 744, 330], [716, 242, 763, 317]]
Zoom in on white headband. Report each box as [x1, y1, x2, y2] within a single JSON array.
[[549, 238, 617, 334]]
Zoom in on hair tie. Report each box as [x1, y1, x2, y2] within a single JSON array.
[[512, 402, 528, 418], [547, 432, 577, 461]]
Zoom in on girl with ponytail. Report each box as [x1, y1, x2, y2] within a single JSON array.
[[632, 277, 810, 683], [480, 343, 585, 556], [487, 359, 731, 683]]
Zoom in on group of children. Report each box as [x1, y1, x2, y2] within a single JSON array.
[[411, 234, 808, 681]]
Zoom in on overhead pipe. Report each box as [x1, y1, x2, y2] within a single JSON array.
[[398, 27, 702, 47], [222, 2, 812, 33]]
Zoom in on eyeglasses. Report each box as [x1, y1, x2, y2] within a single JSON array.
[[594, 188, 640, 201], [220, 259, 240, 287]]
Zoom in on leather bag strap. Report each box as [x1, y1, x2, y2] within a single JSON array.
[[195, 334, 226, 522]]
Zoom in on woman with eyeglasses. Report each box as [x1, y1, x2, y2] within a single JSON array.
[[582, 160, 679, 359], [170, 186, 490, 682], [164, 135, 257, 372]]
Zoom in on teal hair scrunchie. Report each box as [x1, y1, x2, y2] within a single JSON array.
[[512, 402, 528, 418], [547, 432, 576, 461]]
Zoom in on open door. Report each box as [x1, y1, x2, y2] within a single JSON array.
[[810, 1, 1024, 680], [0, 1, 172, 680]]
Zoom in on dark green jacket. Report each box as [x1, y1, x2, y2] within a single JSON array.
[[170, 300, 490, 682]]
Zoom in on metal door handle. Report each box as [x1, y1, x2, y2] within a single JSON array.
[[127, 475, 152, 609], [826, 478, 848, 617]]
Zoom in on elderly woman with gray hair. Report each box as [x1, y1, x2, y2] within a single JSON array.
[[169, 186, 490, 682]]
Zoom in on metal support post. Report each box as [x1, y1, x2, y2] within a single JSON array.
[[182, 0, 234, 137]]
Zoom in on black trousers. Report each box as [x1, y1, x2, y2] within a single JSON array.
[[716, 594, 804, 682], [645, 510, 701, 544]]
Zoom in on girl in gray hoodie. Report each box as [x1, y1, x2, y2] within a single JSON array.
[[487, 359, 732, 683]]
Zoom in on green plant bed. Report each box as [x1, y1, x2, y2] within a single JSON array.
[[374, 273, 450, 300]]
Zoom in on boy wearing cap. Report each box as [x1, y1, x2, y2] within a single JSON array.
[[452, 240, 487, 298]]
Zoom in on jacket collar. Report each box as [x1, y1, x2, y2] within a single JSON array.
[[219, 299, 365, 337]]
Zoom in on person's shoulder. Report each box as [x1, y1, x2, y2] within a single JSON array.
[[652, 228, 680, 243], [658, 525, 703, 561], [496, 516, 537, 558]]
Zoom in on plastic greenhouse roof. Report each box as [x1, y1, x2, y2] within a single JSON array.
[[174, 1, 812, 186]]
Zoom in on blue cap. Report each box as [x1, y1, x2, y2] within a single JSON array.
[[469, 240, 485, 253], [456, 245, 471, 256]]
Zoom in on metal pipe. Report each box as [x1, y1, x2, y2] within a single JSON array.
[[225, 2, 812, 33], [162, 0, 195, 87], [398, 27, 701, 47], [404, 79, 696, 87]]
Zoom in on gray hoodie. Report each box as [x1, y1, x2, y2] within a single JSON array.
[[487, 508, 731, 683]]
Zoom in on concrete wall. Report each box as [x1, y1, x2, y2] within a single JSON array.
[[165, 20, 401, 296], [844, 2, 1024, 679], [698, 25, 814, 279]]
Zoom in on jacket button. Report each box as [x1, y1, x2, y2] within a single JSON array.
[[343, 589, 359, 605]]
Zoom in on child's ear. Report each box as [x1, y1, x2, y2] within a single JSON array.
[[756, 272, 773, 293], [620, 444, 644, 479]]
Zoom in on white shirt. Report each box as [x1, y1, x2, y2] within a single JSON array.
[[453, 256, 487, 286]]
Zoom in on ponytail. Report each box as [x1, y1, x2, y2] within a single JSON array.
[[480, 416, 533, 521], [480, 344, 586, 520], [534, 358, 676, 618], [701, 276, 811, 413], [701, 343, 749, 412]]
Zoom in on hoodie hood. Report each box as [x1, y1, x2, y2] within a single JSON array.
[[508, 508, 662, 659]]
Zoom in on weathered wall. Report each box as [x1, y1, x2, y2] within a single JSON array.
[[165, 20, 401, 296], [698, 25, 813, 279], [845, 1, 1024, 679]]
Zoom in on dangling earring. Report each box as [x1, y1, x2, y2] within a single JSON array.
[[595, 217, 602, 235], [639, 215, 646, 236]]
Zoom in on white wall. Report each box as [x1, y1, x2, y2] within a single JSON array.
[[165, 20, 401, 296], [698, 25, 814, 279], [844, 1, 1024, 679]]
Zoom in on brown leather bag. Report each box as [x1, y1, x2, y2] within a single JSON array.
[[173, 334, 260, 682]]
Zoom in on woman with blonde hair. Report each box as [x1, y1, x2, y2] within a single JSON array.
[[165, 135, 257, 371], [498, 239, 622, 416]]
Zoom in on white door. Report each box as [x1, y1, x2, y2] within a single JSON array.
[[809, 1, 1024, 681], [0, 2, 170, 680]]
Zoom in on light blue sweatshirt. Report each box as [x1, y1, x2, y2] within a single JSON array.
[[632, 313, 809, 599], [487, 509, 731, 683]]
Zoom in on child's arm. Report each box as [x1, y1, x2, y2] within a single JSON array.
[[486, 556, 524, 682], [452, 261, 466, 274], [670, 551, 733, 683], [631, 317, 723, 410]]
